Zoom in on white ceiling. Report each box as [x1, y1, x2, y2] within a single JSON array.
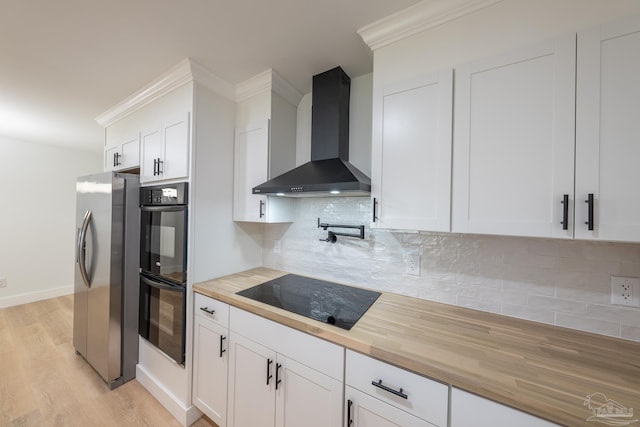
[[0, 0, 420, 153]]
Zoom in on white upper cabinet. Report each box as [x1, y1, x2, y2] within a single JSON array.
[[104, 133, 140, 172], [576, 16, 640, 242], [233, 120, 294, 223], [452, 35, 577, 239], [371, 70, 453, 232], [140, 111, 190, 184]]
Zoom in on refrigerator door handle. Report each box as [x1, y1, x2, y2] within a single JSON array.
[[77, 210, 92, 289]]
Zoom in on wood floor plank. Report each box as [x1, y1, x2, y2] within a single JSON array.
[[0, 296, 214, 427]]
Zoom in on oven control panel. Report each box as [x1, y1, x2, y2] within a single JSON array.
[[140, 182, 188, 206]]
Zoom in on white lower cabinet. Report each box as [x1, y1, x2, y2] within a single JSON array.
[[345, 350, 448, 427], [192, 294, 230, 427], [227, 307, 344, 427], [450, 388, 559, 427], [346, 386, 432, 427]]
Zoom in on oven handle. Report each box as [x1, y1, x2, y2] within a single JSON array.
[[140, 275, 184, 291], [77, 210, 92, 289], [140, 205, 187, 212]]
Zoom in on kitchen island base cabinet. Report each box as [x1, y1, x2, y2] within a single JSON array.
[[450, 388, 559, 427], [192, 294, 230, 427], [227, 307, 344, 427]]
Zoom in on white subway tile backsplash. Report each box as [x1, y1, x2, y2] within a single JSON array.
[[555, 313, 621, 337], [621, 325, 640, 341], [501, 303, 555, 325], [261, 197, 640, 342]]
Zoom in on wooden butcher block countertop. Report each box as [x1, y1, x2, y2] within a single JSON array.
[[193, 267, 640, 427]]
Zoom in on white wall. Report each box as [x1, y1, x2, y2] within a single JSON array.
[[0, 136, 101, 307]]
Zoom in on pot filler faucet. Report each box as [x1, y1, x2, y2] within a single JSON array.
[[317, 218, 365, 243]]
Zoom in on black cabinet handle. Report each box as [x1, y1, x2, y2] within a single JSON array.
[[219, 335, 226, 358], [585, 193, 594, 231], [561, 194, 569, 230], [372, 198, 378, 223], [259, 200, 265, 218], [157, 158, 163, 175], [113, 152, 121, 167], [347, 399, 353, 426], [371, 379, 408, 399], [266, 359, 273, 385], [275, 363, 282, 390], [199, 306, 215, 315], [153, 158, 158, 176]]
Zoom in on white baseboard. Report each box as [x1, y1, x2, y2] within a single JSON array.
[[0, 285, 74, 309], [136, 364, 202, 426]]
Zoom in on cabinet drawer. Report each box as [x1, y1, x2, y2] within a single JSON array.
[[230, 306, 344, 380], [194, 292, 229, 328], [346, 350, 448, 427]]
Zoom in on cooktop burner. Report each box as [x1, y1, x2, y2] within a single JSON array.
[[236, 274, 381, 330]]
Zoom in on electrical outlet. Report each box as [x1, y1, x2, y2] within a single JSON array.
[[611, 276, 640, 307], [0, 277, 6, 288], [273, 239, 282, 254], [405, 255, 421, 276]]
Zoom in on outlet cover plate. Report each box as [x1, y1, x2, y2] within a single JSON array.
[[611, 276, 640, 307], [405, 255, 421, 276], [273, 239, 282, 254], [0, 278, 6, 288]]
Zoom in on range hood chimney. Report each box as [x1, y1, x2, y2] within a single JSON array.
[[252, 66, 371, 197]]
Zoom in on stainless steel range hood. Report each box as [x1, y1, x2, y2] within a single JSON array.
[[252, 66, 371, 197]]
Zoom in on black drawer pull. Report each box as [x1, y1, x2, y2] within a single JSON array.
[[371, 379, 408, 399], [561, 194, 569, 230], [275, 363, 282, 390], [372, 197, 378, 223], [266, 359, 273, 385], [199, 306, 215, 315], [347, 399, 353, 425], [219, 335, 226, 358], [585, 193, 594, 231]]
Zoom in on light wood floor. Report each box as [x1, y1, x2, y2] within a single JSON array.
[[0, 295, 215, 427]]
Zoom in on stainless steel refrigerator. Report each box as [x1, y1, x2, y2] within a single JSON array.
[[73, 171, 140, 389]]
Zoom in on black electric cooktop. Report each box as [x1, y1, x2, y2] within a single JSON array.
[[236, 274, 381, 330]]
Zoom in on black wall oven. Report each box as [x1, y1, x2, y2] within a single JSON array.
[[139, 182, 188, 366]]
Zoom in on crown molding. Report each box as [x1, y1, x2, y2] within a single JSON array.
[[95, 58, 235, 127], [271, 70, 303, 106], [235, 69, 272, 102], [358, 0, 504, 51], [236, 69, 303, 106]]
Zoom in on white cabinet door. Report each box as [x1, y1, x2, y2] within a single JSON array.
[[192, 315, 228, 427], [372, 70, 453, 232], [140, 112, 190, 184], [345, 386, 433, 427], [104, 145, 119, 171], [576, 16, 640, 242], [227, 333, 277, 427], [276, 355, 343, 427], [161, 112, 190, 181], [140, 126, 162, 183], [452, 34, 576, 238], [119, 134, 140, 170], [234, 120, 270, 222], [233, 119, 293, 223], [450, 388, 558, 427], [104, 134, 140, 172]]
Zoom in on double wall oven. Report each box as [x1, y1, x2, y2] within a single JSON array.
[[139, 182, 188, 366]]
